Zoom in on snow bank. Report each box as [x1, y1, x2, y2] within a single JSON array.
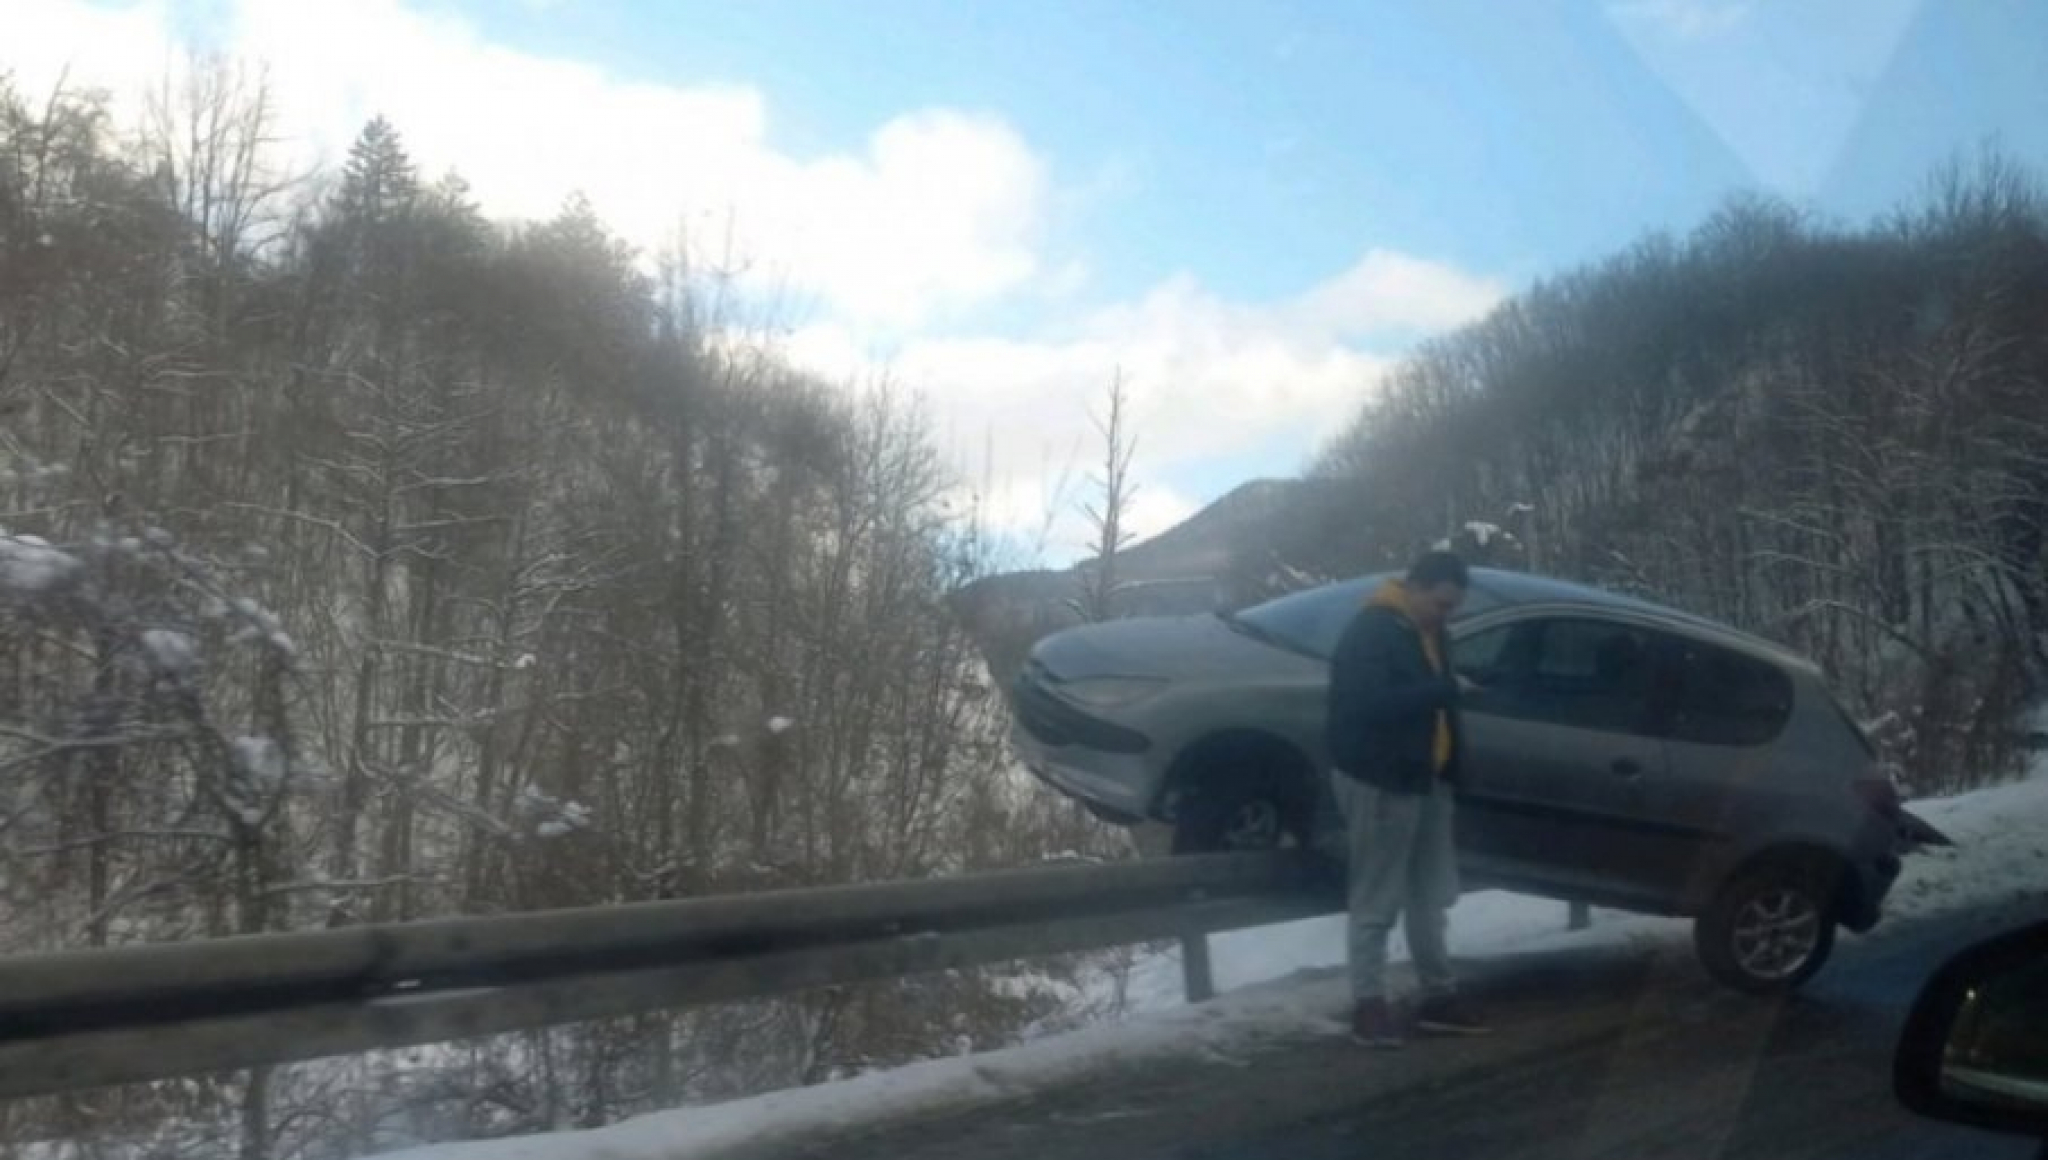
[[141, 629, 200, 679], [0, 532, 82, 593], [517, 785, 594, 839], [374, 764, 2048, 1160], [1882, 766, 2048, 921], [232, 736, 286, 785]]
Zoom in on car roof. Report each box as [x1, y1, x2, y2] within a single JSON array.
[[1461, 568, 1817, 673]]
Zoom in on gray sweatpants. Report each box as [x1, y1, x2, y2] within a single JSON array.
[[1328, 771, 1460, 1002]]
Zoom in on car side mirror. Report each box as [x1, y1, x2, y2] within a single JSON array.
[[1895, 921, 2048, 1147]]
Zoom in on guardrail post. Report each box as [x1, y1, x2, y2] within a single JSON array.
[[1568, 901, 1590, 931], [1180, 933, 1214, 1003]]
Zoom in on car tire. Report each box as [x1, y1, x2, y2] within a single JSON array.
[[1171, 772, 1306, 854], [1694, 857, 1840, 994]]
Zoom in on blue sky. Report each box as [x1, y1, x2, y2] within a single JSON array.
[[18, 0, 2048, 560], [447, 0, 2045, 292]]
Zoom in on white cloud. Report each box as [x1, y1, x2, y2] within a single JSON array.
[[893, 247, 1497, 465], [790, 249, 1504, 554], [977, 477, 1195, 564], [1122, 485, 1200, 544], [8, 0, 180, 101], [1292, 250, 1508, 336], [10, 0, 1050, 327], [1607, 0, 1754, 42]]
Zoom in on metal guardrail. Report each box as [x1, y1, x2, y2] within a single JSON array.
[[0, 852, 1336, 1098]]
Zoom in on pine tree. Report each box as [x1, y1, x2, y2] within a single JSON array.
[[336, 115, 417, 228]]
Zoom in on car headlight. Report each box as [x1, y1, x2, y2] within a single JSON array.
[[1058, 676, 1170, 709]]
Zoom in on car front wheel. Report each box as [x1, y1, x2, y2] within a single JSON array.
[[1694, 858, 1840, 994], [1171, 774, 1302, 854]]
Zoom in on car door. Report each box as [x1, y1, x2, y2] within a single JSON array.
[[1453, 614, 1672, 905], [1636, 632, 1801, 901]]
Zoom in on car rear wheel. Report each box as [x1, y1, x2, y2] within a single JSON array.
[[1695, 858, 1839, 994]]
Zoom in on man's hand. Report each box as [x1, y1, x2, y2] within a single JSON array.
[[1455, 673, 1485, 696]]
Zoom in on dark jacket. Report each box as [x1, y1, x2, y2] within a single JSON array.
[[1326, 603, 1463, 793]]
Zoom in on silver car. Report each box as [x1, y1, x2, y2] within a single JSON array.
[[1009, 568, 1946, 993]]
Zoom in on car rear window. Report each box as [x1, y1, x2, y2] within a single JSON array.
[[1665, 639, 1795, 747]]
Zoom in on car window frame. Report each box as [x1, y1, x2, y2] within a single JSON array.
[[1456, 606, 1801, 748]]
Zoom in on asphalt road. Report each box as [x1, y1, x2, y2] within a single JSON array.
[[781, 890, 2046, 1160]]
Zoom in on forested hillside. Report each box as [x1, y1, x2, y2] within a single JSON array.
[[0, 72, 1116, 1158], [1255, 162, 2048, 791]]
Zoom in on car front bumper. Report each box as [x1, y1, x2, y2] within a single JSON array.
[[1006, 665, 1160, 820], [1008, 718, 1155, 820]]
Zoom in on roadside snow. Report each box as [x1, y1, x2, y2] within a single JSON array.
[[375, 764, 2048, 1160], [1878, 766, 2048, 922], [1118, 890, 1645, 1014], [384, 968, 1355, 1160]]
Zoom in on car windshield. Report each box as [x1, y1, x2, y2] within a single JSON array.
[[1228, 577, 1382, 659], [1231, 574, 1500, 659]]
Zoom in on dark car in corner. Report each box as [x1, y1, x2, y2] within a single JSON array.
[[1009, 568, 1946, 993]]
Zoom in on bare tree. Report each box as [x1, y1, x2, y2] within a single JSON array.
[[1070, 370, 1139, 622], [142, 53, 294, 328]]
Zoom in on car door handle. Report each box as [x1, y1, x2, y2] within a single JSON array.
[[1611, 758, 1644, 779]]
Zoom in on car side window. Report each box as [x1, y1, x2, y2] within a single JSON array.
[[1656, 637, 1795, 747], [1464, 617, 1654, 734], [1453, 622, 1517, 683]]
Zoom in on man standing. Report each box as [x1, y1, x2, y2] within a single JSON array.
[[1327, 550, 1489, 1047]]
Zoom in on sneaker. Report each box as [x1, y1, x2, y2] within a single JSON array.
[[1349, 997, 1406, 1049], [1415, 994, 1491, 1037]]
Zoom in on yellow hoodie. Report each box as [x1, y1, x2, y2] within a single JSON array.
[[1368, 579, 1455, 775]]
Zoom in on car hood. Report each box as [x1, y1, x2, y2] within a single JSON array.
[[1029, 614, 1299, 682]]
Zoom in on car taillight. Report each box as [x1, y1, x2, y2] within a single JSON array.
[[1854, 774, 1902, 821]]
